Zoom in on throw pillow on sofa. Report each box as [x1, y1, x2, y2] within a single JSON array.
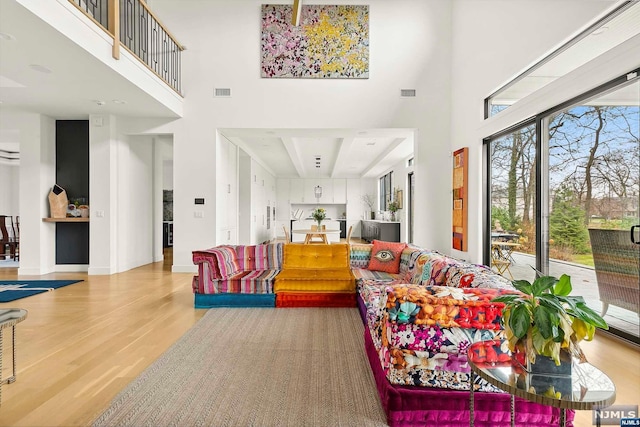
[[368, 240, 407, 274]]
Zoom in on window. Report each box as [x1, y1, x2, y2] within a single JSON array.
[[485, 2, 640, 117], [379, 172, 392, 211], [485, 71, 640, 343], [487, 121, 537, 282]]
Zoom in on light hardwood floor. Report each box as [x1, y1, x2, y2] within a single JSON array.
[[0, 254, 638, 426]]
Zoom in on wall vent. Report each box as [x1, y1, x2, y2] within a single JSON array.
[[214, 88, 231, 97], [400, 89, 416, 97]]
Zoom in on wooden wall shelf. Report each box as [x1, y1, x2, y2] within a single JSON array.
[[42, 218, 90, 223]]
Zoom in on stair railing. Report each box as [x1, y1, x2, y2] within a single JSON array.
[[69, 0, 183, 95]]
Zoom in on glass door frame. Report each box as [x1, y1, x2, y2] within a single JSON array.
[[485, 68, 640, 265], [484, 68, 640, 343]]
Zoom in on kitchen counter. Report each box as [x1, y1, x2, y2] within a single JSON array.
[[361, 220, 400, 242]]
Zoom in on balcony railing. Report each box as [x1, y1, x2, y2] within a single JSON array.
[[70, 0, 183, 95]]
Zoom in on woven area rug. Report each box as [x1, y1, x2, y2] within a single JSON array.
[[92, 307, 387, 427], [0, 280, 83, 302]]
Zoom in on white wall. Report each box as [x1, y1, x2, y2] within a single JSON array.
[[450, 0, 626, 262], [117, 135, 154, 271], [0, 111, 56, 275], [163, 161, 173, 190], [147, 0, 454, 269], [0, 164, 19, 215]]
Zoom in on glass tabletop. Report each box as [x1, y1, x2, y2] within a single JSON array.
[[468, 340, 616, 411], [0, 308, 28, 327]]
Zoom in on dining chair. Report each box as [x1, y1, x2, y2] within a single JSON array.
[[282, 225, 291, 244], [346, 225, 353, 245], [11, 216, 19, 261], [0, 216, 18, 260]]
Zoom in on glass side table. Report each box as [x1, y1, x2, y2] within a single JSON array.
[[0, 308, 28, 405], [467, 339, 616, 427]]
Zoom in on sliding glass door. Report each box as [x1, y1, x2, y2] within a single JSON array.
[[487, 74, 639, 342], [546, 79, 639, 341]]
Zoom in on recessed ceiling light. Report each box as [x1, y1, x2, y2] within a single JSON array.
[[358, 131, 367, 135], [29, 64, 52, 74], [112, 99, 127, 104], [366, 142, 376, 146], [266, 131, 276, 135], [0, 32, 16, 41]]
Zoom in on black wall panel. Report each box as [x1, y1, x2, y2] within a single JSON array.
[[56, 223, 90, 264], [55, 120, 89, 265]]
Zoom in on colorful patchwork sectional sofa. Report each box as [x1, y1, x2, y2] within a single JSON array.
[[192, 241, 574, 426], [192, 243, 355, 308], [349, 242, 573, 426]]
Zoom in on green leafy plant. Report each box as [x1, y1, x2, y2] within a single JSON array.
[[311, 207, 326, 222], [493, 274, 608, 366], [388, 200, 400, 213]]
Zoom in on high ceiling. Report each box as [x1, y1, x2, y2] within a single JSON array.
[[0, 1, 414, 175]]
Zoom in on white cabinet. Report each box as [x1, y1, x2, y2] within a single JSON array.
[[249, 160, 277, 244], [220, 228, 236, 245], [333, 179, 346, 203], [304, 178, 332, 203], [227, 143, 237, 229], [217, 137, 238, 244], [276, 178, 290, 221], [290, 178, 305, 203], [346, 178, 363, 220]]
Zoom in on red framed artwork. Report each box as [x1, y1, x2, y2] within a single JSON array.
[[452, 147, 468, 251]]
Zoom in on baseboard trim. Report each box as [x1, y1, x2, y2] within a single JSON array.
[[88, 267, 116, 275], [17, 266, 54, 275], [56, 265, 89, 272]]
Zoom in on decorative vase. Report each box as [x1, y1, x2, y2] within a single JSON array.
[[370, 211, 375, 220], [390, 212, 396, 221], [517, 348, 573, 398], [317, 220, 322, 230], [48, 184, 68, 218]]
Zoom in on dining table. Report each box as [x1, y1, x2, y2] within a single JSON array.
[[291, 229, 341, 244]]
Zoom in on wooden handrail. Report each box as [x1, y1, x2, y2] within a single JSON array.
[[108, 0, 119, 59]]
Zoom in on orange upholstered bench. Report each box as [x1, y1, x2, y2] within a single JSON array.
[[274, 243, 356, 307]]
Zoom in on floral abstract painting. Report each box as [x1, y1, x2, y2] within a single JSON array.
[[261, 4, 369, 79]]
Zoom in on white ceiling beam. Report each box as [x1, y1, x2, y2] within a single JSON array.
[[360, 137, 407, 177], [281, 137, 306, 177], [330, 137, 354, 178]]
